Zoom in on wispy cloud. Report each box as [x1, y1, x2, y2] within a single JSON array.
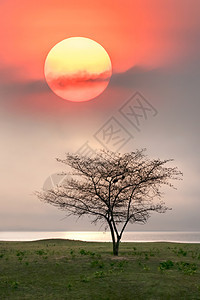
[[47, 70, 111, 90]]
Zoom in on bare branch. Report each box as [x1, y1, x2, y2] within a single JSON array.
[[36, 148, 182, 255]]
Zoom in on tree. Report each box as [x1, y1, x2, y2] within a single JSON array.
[[36, 149, 182, 256]]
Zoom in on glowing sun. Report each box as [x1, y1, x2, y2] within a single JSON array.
[[44, 37, 112, 102]]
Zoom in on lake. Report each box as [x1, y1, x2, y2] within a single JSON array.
[[0, 231, 200, 243]]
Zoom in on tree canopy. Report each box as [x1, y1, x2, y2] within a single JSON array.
[[36, 149, 182, 255]]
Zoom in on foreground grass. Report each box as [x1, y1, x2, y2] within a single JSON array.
[[0, 240, 200, 299]]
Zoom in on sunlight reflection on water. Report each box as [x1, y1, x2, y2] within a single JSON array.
[[0, 231, 200, 243]]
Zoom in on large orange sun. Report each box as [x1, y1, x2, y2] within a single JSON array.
[[44, 37, 112, 102]]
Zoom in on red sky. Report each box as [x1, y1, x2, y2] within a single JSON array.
[[0, 0, 200, 116], [1, 0, 199, 82]]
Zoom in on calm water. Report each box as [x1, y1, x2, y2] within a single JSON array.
[[0, 231, 200, 243]]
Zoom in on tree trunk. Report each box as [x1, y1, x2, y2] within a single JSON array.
[[108, 220, 121, 256], [113, 239, 120, 256]]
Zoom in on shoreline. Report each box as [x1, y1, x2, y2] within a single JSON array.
[[1, 238, 200, 244]]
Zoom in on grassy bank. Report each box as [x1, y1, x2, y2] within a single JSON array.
[[0, 239, 200, 299]]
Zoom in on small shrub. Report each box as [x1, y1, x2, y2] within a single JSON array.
[[16, 251, 25, 257], [80, 249, 87, 255], [35, 249, 47, 256], [70, 249, 75, 258], [89, 251, 96, 257], [159, 260, 174, 271], [11, 281, 20, 289], [176, 262, 197, 275], [177, 248, 187, 257]]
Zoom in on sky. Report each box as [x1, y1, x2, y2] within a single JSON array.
[[0, 0, 200, 232]]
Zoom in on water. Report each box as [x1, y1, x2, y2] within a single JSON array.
[[0, 231, 200, 243]]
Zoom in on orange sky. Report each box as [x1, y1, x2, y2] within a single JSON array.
[[1, 0, 200, 232], [1, 0, 199, 84], [0, 0, 200, 114]]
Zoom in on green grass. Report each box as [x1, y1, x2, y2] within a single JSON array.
[[1, 239, 200, 299]]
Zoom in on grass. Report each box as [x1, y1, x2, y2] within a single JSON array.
[[1, 240, 200, 299]]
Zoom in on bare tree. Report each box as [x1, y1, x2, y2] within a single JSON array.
[[36, 149, 182, 255]]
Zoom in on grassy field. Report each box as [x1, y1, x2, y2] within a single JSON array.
[[0, 239, 200, 299]]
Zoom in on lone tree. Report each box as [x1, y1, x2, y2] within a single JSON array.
[[36, 149, 182, 256]]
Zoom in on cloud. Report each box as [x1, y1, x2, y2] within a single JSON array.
[[47, 70, 111, 90], [109, 66, 161, 88], [0, 79, 49, 99]]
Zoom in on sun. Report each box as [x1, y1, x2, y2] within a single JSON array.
[[44, 37, 112, 102]]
